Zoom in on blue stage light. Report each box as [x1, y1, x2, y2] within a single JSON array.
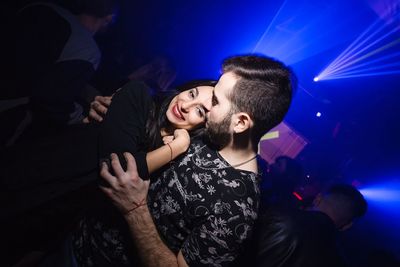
[[316, 112, 322, 117], [359, 184, 400, 202]]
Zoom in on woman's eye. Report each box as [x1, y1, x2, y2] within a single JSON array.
[[189, 90, 195, 98], [197, 107, 205, 118], [212, 95, 218, 106]]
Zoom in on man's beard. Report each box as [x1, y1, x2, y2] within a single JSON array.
[[205, 111, 232, 150]]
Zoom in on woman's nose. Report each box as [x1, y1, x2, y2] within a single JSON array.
[[180, 101, 192, 113]]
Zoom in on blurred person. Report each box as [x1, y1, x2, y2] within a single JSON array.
[[260, 155, 304, 210], [247, 183, 368, 267], [9, 0, 119, 145]]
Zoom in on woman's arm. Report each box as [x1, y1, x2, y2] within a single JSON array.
[[146, 129, 190, 174]]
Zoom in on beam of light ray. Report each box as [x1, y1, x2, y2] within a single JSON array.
[[324, 18, 385, 72], [331, 11, 399, 71], [360, 188, 400, 202], [330, 13, 399, 71], [319, 70, 400, 80], [328, 61, 400, 77], [359, 181, 400, 203], [253, 0, 289, 53], [327, 26, 400, 75], [323, 26, 400, 77], [328, 20, 388, 71], [329, 51, 400, 74], [298, 84, 331, 104], [320, 15, 400, 78], [277, 7, 342, 62], [328, 38, 400, 76], [275, 24, 308, 60], [327, 68, 400, 79], [315, 29, 400, 81], [322, 37, 400, 78]]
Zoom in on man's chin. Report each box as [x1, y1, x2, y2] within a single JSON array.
[[204, 130, 230, 150]]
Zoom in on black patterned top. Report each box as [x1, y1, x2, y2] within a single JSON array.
[[72, 139, 260, 267], [148, 139, 261, 266]]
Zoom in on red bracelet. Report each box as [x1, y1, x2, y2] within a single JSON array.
[[124, 198, 147, 215], [166, 143, 173, 161]]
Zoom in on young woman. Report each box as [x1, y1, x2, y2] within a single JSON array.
[[98, 79, 216, 180]]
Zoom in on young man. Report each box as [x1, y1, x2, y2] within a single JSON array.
[[252, 184, 367, 267], [98, 54, 295, 267]]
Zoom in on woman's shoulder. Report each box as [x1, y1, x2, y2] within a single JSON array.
[[116, 80, 152, 99], [110, 81, 154, 113]]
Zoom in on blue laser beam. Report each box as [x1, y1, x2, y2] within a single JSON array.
[[253, 0, 289, 53], [330, 61, 400, 77], [330, 51, 400, 74], [318, 70, 400, 80], [327, 11, 400, 71], [327, 18, 388, 72], [315, 11, 400, 81], [327, 27, 400, 75]]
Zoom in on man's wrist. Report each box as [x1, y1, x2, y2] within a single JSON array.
[[124, 203, 149, 218]]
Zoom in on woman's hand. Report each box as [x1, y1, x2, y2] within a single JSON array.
[[170, 129, 190, 155], [162, 135, 174, 145]]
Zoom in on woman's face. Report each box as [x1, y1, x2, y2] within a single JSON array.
[[166, 86, 213, 130]]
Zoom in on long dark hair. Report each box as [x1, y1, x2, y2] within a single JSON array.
[[145, 80, 217, 150]]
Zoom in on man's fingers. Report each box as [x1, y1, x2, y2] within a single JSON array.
[[100, 162, 118, 188], [124, 152, 138, 175], [95, 96, 112, 106], [99, 184, 114, 196], [103, 96, 112, 106], [89, 109, 103, 122], [110, 153, 125, 178], [94, 104, 108, 115], [82, 117, 90, 123], [91, 101, 107, 113]]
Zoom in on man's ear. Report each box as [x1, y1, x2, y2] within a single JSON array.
[[233, 112, 252, 134]]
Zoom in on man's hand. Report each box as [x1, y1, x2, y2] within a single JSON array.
[[83, 95, 112, 123], [101, 154, 189, 267], [100, 153, 150, 215]]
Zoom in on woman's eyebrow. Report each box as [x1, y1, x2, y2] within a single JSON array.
[[212, 91, 218, 102], [194, 87, 199, 97]]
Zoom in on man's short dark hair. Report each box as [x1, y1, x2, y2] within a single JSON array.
[[222, 55, 295, 147], [325, 184, 368, 218]]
